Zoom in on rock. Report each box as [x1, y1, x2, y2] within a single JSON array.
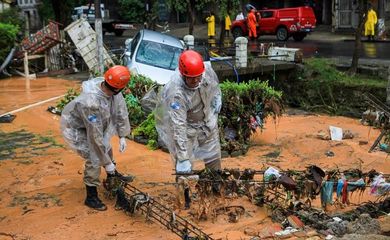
[[317, 130, 330, 140], [230, 150, 243, 157], [221, 150, 230, 158], [133, 135, 149, 145], [325, 150, 335, 157], [359, 140, 368, 145], [342, 130, 354, 139], [244, 227, 257, 236]]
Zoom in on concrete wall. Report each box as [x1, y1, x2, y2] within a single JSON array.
[[0, 2, 11, 12], [17, 0, 41, 32]]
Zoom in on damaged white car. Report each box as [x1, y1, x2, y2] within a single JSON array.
[[123, 29, 184, 85]]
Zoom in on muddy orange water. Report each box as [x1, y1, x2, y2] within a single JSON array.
[[0, 77, 388, 240]]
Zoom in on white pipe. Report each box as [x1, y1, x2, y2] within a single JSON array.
[[0, 94, 66, 118]]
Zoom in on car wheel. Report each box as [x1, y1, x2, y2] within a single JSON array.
[[114, 30, 124, 37], [232, 27, 243, 39], [292, 33, 306, 41], [276, 27, 288, 41]]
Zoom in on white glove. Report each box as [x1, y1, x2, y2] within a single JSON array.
[[176, 159, 192, 173], [119, 137, 127, 153], [105, 162, 116, 174]]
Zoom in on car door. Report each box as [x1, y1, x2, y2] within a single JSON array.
[[259, 10, 276, 34]]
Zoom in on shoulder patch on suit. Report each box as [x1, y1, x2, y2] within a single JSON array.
[[87, 114, 98, 123], [170, 102, 181, 110]]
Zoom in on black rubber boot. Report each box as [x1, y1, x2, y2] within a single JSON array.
[[85, 185, 107, 211], [107, 170, 135, 183], [184, 188, 191, 209]]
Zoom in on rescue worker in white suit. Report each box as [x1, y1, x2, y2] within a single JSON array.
[[61, 65, 134, 211], [155, 50, 222, 174]]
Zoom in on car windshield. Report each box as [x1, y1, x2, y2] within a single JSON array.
[[135, 40, 182, 70]]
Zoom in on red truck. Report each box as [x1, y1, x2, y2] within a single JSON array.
[[231, 6, 316, 41]]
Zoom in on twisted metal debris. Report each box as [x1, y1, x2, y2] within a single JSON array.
[[112, 183, 213, 240]]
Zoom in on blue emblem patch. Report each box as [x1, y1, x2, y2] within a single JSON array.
[[88, 114, 97, 123], [170, 102, 180, 110]]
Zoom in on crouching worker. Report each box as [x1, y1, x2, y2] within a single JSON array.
[[61, 65, 134, 211], [155, 50, 222, 207]]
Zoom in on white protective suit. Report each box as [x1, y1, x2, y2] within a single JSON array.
[[61, 77, 131, 167], [155, 65, 222, 168]]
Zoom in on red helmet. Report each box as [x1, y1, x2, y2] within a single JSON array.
[[178, 50, 205, 77], [104, 65, 131, 89]]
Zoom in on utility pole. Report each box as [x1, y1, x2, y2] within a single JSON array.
[[95, 0, 104, 75]]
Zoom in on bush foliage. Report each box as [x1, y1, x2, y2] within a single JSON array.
[[219, 80, 283, 154], [286, 58, 386, 116], [0, 23, 19, 63]]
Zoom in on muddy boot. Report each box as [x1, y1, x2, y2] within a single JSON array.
[[85, 185, 107, 211], [107, 170, 135, 183]]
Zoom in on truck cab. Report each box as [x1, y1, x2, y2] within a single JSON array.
[[231, 6, 316, 41], [71, 4, 132, 36]]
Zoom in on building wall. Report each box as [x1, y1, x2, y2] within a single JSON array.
[[17, 0, 41, 32], [0, 2, 11, 12]]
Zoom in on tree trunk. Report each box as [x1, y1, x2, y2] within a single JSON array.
[[95, 0, 104, 75], [386, 65, 390, 106], [188, 0, 195, 35], [349, 0, 367, 74], [219, 18, 225, 47]]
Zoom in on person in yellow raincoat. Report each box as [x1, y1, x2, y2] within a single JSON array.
[[225, 14, 232, 37], [364, 4, 377, 41], [206, 11, 215, 39]]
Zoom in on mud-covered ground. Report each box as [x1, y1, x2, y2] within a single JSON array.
[[0, 77, 389, 240]]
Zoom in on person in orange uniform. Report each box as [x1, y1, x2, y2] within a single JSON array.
[[247, 9, 257, 40]]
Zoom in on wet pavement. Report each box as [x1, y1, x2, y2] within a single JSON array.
[[104, 24, 390, 60]]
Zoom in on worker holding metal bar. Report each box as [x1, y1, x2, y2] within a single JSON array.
[[155, 50, 222, 174], [60, 66, 134, 211]]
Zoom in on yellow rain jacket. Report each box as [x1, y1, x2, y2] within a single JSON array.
[[364, 9, 377, 36], [206, 15, 215, 37], [225, 15, 231, 31]]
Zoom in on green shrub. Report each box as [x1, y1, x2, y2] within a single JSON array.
[[0, 7, 24, 29], [289, 58, 386, 115], [118, 0, 145, 23], [56, 88, 80, 111], [0, 23, 19, 63], [123, 74, 155, 126], [219, 80, 283, 154], [132, 113, 158, 150]]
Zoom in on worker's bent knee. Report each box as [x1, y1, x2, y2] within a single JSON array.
[[205, 159, 221, 171]]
